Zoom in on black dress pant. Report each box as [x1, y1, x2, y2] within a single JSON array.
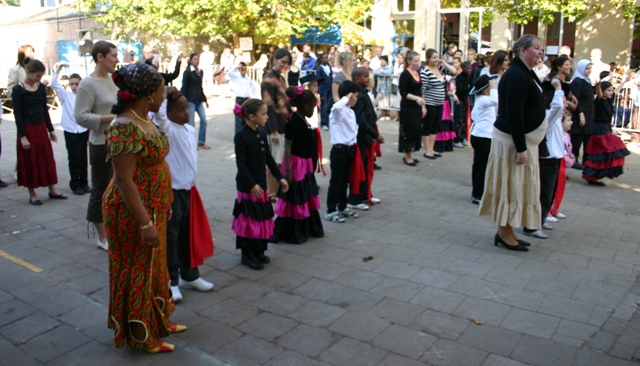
[[539, 158, 560, 223], [87, 143, 112, 223], [348, 143, 369, 205], [570, 133, 591, 164], [167, 189, 200, 286], [327, 145, 354, 213], [470, 135, 491, 199], [454, 101, 468, 143], [320, 92, 333, 128], [64, 131, 89, 191]]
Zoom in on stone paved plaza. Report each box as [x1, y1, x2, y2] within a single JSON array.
[[1, 98, 640, 365]]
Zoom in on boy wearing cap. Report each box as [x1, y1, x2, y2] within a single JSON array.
[[469, 74, 498, 204]]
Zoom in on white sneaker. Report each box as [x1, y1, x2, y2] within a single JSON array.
[[524, 229, 548, 239], [542, 222, 554, 230], [321, 125, 329, 131], [179, 278, 214, 292], [347, 203, 370, 211], [338, 208, 359, 218], [462, 140, 469, 146], [555, 213, 566, 219], [453, 142, 465, 148], [96, 239, 108, 251], [325, 211, 346, 223], [370, 197, 381, 204], [545, 216, 559, 223], [171, 286, 183, 303]]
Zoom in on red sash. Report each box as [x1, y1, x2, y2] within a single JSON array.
[[349, 143, 365, 194], [366, 143, 376, 205], [189, 185, 214, 268], [466, 101, 471, 141]]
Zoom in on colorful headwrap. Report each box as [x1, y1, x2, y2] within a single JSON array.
[[111, 63, 163, 114]]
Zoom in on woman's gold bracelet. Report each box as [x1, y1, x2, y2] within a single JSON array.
[[140, 220, 154, 231]]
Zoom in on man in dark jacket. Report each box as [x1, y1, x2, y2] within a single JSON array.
[[316, 53, 333, 130]]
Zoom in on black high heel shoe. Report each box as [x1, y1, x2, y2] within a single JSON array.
[[494, 234, 529, 251], [516, 238, 531, 246]]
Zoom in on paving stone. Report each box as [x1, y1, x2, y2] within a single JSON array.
[[510, 334, 577, 366], [609, 342, 636, 361], [409, 252, 454, 270], [410, 285, 466, 313], [303, 260, 351, 281], [449, 276, 503, 300], [328, 312, 390, 342], [500, 308, 560, 339], [573, 348, 637, 366], [481, 354, 528, 366], [525, 275, 578, 298], [173, 319, 243, 355], [420, 338, 488, 366], [59, 301, 108, 331], [288, 301, 347, 327], [366, 297, 425, 327], [47, 341, 126, 365], [489, 285, 545, 312], [441, 244, 487, 261], [555, 319, 599, 341], [0, 289, 13, 304], [201, 298, 258, 326], [482, 267, 532, 288], [476, 252, 524, 270], [373, 246, 421, 262], [332, 269, 385, 291], [0, 299, 38, 327], [378, 353, 428, 366], [370, 277, 423, 301], [264, 350, 326, 366], [458, 323, 522, 357], [319, 337, 387, 366], [327, 287, 383, 312], [373, 323, 437, 359], [515, 258, 563, 277], [236, 312, 297, 342], [217, 279, 273, 303], [589, 305, 615, 326], [572, 283, 626, 308], [410, 308, 470, 340], [275, 324, 335, 357], [537, 294, 594, 323], [0, 338, 41, 366], [20, 325, 91, 363], [409, 267, 461, 289], [552, 333, 584, 347], [255, 291, 309, 317], [258, 269, 312, 291], [453, 297, 512, 326], [217, 335, 284, 365], [445, 259, 494, 278], [616, 328, 640, 347], [587, 259, 635, 277], [0, 311, 59, 343], [292, 278, 345, 302], [557, 266, 607, 286], [372, 259, 423, 280]]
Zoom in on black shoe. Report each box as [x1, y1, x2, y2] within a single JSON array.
[[423, 153, 437, 160], [471, 196, 481, 205], [241, 255, 264, 270], [587, 180, 605, 186], [256, 253, 271, 264], [374, 163, 382, 170], [82, 185, 92, 193], [571, 162, 584, 170], [73, 187, 85, 195], [434, 152, 442, 157], [516, 238, 531, 246], [403, 157, 417, 166], [0, 180, 8, 188], [48, 193, 68, 199], [494, 234, 529, 251], [29, 198, 43, 206]]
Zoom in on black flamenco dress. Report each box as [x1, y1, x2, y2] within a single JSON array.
[[270, 113, 324, 244], [582, 97, 630, 182]]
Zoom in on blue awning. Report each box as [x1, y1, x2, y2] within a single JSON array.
[[290, 25, 342, 46]]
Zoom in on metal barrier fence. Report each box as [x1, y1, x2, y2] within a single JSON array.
[[374, 75, 401, 112], [612, 86, 639, 134]]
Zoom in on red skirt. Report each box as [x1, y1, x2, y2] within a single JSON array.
[[17, 123, 58, 188]]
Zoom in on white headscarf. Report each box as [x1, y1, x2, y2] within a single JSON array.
[[574, 59, 592, 84]]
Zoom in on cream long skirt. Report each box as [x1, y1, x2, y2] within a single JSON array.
[[478, 117, 548, 229]]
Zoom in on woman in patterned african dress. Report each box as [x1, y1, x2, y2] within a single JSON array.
[[102, 63, 186, 353]]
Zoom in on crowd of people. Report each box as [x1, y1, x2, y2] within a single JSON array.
[[0, 37, 634, 353]]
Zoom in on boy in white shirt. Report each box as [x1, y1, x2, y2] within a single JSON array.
[[51, 63, 90, 195], [469, 74, 498, 204], [154, 87, 214, 302], [325, 80, 360, 223], [228, 62, 258, 134]]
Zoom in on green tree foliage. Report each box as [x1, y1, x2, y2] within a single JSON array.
[[74, 0, 373, 41], [442, 0, 640, 25]]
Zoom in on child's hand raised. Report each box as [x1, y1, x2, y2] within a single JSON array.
[[250, 184, 264, 199], [279, 179, 290, 193], [165, 86, 180, 99]]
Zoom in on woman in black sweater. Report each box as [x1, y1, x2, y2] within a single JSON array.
[[478, 35, 546, 252]]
